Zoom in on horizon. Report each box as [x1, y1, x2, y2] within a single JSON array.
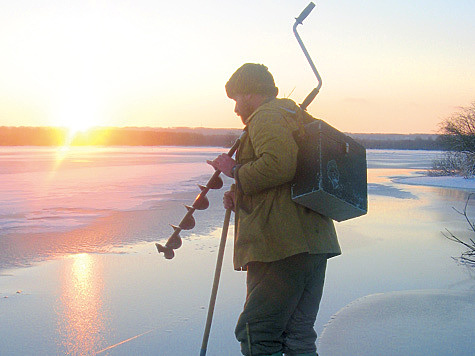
[[0, 125, 441, 136], [1, 1, 473, 134]]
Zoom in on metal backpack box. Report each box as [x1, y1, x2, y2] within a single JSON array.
[[291, 119, 367, 222], [290, 3, 367, 222]]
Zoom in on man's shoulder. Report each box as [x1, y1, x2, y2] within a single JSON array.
[[248, 98, 299, 124], [261, 98, 299, 114]]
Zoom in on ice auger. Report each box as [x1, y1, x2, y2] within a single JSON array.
[[155, 132, 245, 259]]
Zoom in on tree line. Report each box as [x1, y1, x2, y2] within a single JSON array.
[[0, 126, 447, 150], [0, 127, 238, 147], [352, 137, 444, 150]]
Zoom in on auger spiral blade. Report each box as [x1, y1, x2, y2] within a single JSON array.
[[166, 229, 183, 249], [179, 214, 196, 230], [193, 193, 210, 210], [207, 175, 223, 190]]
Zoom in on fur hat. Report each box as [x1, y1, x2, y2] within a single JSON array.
[[225, 63, 278, 99]]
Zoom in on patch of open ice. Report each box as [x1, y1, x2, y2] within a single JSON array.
[[318, 289, 475, 356], [367, 183, 418, 199]]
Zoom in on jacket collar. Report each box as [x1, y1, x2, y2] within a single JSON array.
[[243, 97, 277, 126]]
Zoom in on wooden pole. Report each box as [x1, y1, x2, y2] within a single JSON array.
[[200, 208, 232, 356]]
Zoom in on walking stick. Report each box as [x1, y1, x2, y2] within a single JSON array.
[[200, 208, 232, 356]]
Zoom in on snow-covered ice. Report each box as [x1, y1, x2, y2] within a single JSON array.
[[318, 290, 475, 356]]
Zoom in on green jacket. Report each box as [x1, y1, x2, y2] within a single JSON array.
[[233, 98, 341, 270]]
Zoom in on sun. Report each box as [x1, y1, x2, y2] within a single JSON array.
[[52, 97, 101, 167], [66, 113, 97, 137], [54, 93, 101, 137]]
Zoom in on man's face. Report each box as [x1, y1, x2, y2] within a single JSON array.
[[233, 94, 254, 124]]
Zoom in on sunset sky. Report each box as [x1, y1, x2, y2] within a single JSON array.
[[0, 0, 474, 134]]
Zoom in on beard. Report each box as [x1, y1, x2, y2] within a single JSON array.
[[237, 100, 255, 124]]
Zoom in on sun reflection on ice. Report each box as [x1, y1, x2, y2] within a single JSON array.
[[52, 131, 92, 171], [57, 253, 107, 355]]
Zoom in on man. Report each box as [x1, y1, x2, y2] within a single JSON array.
[[207, 63, 341, 356]]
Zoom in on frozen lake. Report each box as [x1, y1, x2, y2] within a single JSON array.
[[1, 147, 474, 355], [0, 146, 226, 236]]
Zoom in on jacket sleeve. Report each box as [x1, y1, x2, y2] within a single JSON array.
[[236, 111, 298, 196]]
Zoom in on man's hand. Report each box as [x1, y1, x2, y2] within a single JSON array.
[[223, 190, 235, 211], [207, 154, 236, 178]]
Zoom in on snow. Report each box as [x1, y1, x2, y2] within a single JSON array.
[[318, 290, 475, 356]]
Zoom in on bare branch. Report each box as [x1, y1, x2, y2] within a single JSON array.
[[444, 194, 475, 267]]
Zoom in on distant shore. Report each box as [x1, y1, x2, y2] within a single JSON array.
[[0, 126, 444, 150]]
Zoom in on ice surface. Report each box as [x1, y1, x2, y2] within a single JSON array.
[[2, 147, 475, 356], [0, 146, 226, 234], [395, 175, 475, 190], [366, 150, 443, 169], [2, 148, 471, 235]]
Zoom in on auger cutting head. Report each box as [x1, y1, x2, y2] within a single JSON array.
[[156, 243, 175, 259], [156, 229, 182, 259]]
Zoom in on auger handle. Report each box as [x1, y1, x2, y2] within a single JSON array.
[[300, 87, 319, 112], [295, 1, 315, 24], [293, 2, 322, 110]]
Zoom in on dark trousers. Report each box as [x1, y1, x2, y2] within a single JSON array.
[[235, 253, 327, 356]]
